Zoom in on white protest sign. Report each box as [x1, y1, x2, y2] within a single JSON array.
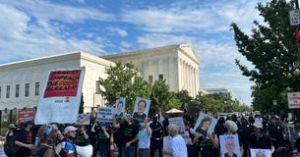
[[76, 114, 90, 125], [115, 98, 126, 116], [97, 107, 115, 123], [289, 9, 300, 26], [193, 112, 218, 137], [132, 97, 151, 123], [169, 117, 185, 134], [288, 92, 300, 109], [220, 134, 241, 157], [35, 69, 85, 124], [250, 149, 272, 157]]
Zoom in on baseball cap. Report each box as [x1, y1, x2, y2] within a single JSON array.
[[9, 124, 16, 129], [64, 126, 77, 134]]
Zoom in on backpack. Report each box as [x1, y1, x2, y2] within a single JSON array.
[[4, 131, 20, 156]]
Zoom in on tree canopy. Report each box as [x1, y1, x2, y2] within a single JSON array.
[[231, 0, 300, 112]]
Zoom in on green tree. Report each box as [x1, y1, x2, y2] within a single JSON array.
[[231, 0, 299, 112], [177, 90, 193, 108], [98, 62, 151, 111]]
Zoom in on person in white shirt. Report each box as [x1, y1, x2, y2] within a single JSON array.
[[138, 119, 152, 157], [164, 124, 188, 157]]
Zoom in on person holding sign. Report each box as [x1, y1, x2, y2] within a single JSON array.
[[138, 117, 152, 157], [91, 120, 110, 157], [163, 124, 187, 157]]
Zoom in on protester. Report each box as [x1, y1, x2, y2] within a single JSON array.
[[137, 118, 152, 157], [60, 125, 78, 157], [249, 121, 275, 152], [293, 120, 300, 155], [91, 121, 110, 157], [15, 121, 35, 157], [150, 114, 164, 157], [4, 124, 19, 157], [74, 125, 89, 146], [164, 124, 187, 157]]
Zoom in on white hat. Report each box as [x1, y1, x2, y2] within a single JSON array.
[[64, 126, 77, 134], [224, 120, 238, 133]]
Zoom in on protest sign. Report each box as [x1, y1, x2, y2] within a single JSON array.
[[97, 107, 115, 123], [220, 134, 241, 157], [17, 108, 35, 123], [76, 114, 90, 125], [35, 69, 85, 124], [250, 149, 272, 157], [193, 112, 218, 137], [115, 98, 126, 116], [169, 117, 185, 134], [132, 97, 151, 123]]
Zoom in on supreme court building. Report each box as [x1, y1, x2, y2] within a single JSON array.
[[0, 44, 199, 127]]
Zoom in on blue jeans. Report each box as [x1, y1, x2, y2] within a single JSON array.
[[122, 146, 136, 157]]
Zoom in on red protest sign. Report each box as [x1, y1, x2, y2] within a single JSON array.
[[17, 108, 36, 123]]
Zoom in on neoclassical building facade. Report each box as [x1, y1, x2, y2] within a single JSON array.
[[0, 44, 199, 113]]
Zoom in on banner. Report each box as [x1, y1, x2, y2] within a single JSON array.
[[35, 69, 85, 124], [17, 108, 36, 123], [250, 149, 272, 157], [193, 112, 218, 137], [97, 107, 115, 124], [288, 92, 300, 109], [132, 97, 151, 123], [169, 117, 185, 134], [115, 98, 126, 116], [76, 114, 90, 125], [219, 134, 241, 157]]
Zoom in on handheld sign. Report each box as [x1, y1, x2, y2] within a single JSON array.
[[17, 108, 36, 123], [35, 69, 85, 124], [219, 134, 241, 157], [115, 98, 126, 116], [132, 97, 151, 123], [169, 117, 185, 134], [76, 114, 90, 125], [97, 107, 115, 124], [193, 112, 218, 137], [250, 149, 272, 157]]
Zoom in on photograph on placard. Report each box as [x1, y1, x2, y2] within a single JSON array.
[[115, 97, 126, 116], [76, 113, 90, 125], [132, 97, 151, 123], [219, 134, 241, 157], [193, 112, 218, 137], [250, 149, 272, 157]]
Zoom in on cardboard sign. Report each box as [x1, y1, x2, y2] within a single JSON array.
[[169, 117, 185, 134], [219, 134, 241, 157], [76, 114, 90, 125], [193, 112, 218, 137], [97, 107, 115, 123], [115, 98, 126, 116], [250, 149, 272, 157], [288, 92, 300, 109], [132, 97, 151, 123], [35, 69, 85, 124], [17, 108, 35, 123]]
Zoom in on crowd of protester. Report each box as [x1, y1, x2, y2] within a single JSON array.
[[3, 111, 300, 157]]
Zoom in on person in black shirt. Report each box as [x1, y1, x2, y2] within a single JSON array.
[[293, 120, 300, 155], [74, 125, 89, 146], [249, 121, 274, 152], [268, 116, 285, 149], [91, 121, 110, 157], [114, 114, 138, 157], [15, 121, 35, 157], [150, 115, 163, 157]]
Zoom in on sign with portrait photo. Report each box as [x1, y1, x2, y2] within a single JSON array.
[[132, 97, 151, 123], [193, 112, 218, 137], [115, 98, 126, 116], [35, 69, 85, 124], [219, 134, 241, 157], [250, 149, 272, 157]]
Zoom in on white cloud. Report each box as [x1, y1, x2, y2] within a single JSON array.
[[123, 0, 264, 33], [1, 0, 115, 24], [0, 1, 110, 63], [107, 27, 128, 37]]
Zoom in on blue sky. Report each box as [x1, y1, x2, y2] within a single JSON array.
[[0, 0, 268, 105]]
